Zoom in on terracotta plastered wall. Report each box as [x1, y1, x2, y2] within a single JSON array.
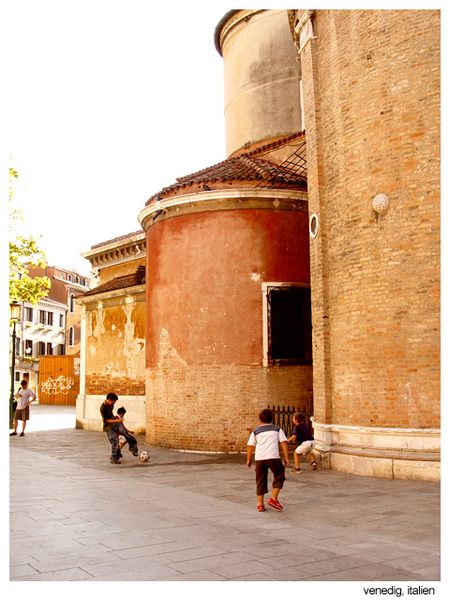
[[302, 10, 440, 428], [146, 209, 310, 367], [85, 294, 145, 396], [145, 207, 312, 450]]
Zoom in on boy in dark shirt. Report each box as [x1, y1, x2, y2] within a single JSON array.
[[99, 393, 139, 464], [288, 412, 317, 474], [116, 406, 134, 458]]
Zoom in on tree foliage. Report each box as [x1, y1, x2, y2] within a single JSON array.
[[9, 167, 51, 305]]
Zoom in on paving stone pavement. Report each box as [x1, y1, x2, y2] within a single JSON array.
[[9, 407, 441, 587]]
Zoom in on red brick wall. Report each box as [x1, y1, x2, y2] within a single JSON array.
[[302, 10, 440, 428], [86, 374, 144, 396]]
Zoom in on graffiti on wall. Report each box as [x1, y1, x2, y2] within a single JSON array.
[[41, 375, 74, 395]]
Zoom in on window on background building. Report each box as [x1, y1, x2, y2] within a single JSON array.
[[263, 284, 312, 366], [68, 326, 74, 347], [15, 337, 20, 356], [59, 314, 64, 327], [38, 341, 46, 355], [56, 344, 65, 355], [24, 339, 33, 356], [47, 311, 53, 326], [69, 294, 75, 313], [80, 278, 86, 286], [24, 307, 33, 322], [15, 372, 21, 383], [39, 310, 46, 324], [46, 342, 53, 355]]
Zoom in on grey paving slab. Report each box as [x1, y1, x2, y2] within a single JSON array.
[[10, 563, 40, 578], [209, 559, 273, 578], [9, 411, 441, 584], [159, 569, 228, 581], [231, 572, 278, 581], [308, 564, 421, 581], [14, 567, 94, 581]]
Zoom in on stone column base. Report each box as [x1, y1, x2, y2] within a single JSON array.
[[312, 421, 440, 482]]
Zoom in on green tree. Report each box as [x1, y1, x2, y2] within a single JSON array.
[[9, 167, 51, 304]]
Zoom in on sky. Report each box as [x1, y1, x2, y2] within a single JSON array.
[[4, 0, 445, 278], [5, 0, 232, 276]]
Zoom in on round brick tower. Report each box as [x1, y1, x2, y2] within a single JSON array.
[[138, 9, 312, 453], [291, 9, 440, 479], [139, 156, 311, 451]]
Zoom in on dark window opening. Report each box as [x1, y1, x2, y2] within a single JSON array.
[[267, 286, 312, 365]]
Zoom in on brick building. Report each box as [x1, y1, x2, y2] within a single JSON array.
[[78, 9, 440, 480]]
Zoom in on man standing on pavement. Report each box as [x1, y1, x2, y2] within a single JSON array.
[[10, 380, 37, 437], [100, 392, 139, 464]]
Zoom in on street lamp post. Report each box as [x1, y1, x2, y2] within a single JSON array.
[[9, 301, 21, 429]]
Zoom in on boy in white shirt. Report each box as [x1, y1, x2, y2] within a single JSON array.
[[247, 408, 289, 512], [10, 380, 37, 437]]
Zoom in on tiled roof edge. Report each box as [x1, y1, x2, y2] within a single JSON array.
[[230, 131, 304, 158], [90, 230, 144, 250]]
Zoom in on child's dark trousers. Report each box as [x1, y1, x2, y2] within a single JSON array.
[[255, 458, 286, 495]]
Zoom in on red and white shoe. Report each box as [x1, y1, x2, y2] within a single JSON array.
[[268, 497, 284, 511], [257, 504, 266, 512]]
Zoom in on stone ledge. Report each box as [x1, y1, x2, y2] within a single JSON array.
[[330, 444, 440, 462], [328, 451, 440, 482]]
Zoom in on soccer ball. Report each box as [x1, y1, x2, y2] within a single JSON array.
[[139, 450, 150, 462]]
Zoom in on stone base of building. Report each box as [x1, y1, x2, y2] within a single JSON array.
[[75, 394, 146, 434], [312, 421, 440, 482]]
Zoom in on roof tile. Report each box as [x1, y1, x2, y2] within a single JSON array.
[[146, 154, 306, 205]]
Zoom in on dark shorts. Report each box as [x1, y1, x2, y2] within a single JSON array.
[[255, 458, 286, 496], [14, 406, 30, 421]]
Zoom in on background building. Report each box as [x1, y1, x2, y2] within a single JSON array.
[[75, 232, 146, 433], [13, 265, 90, 398], [77, 9, 440, 480]]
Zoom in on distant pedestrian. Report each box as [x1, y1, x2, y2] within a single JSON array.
[[247, 408, 289, 512], [99, 393, 139, 464], [288, 412, 317, 474], [10, 380, 37, 437]]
